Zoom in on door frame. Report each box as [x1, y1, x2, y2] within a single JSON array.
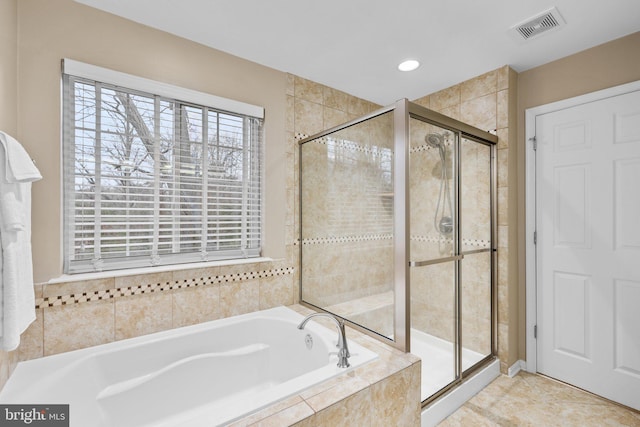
[[525, 79, 640, 373]]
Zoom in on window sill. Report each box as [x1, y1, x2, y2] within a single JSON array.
[[48, 257, 275, 285]]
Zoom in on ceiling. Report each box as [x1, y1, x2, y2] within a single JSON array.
[[75, 0, 640, 105]]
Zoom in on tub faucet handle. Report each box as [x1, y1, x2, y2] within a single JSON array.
[[297, 312, 351, 368]]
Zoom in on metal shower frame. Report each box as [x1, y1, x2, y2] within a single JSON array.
[[298, 98, 498, 404]]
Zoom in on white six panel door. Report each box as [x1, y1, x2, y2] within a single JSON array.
[[536, 89, 640, 411]]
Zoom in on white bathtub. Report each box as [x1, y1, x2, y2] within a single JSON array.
[[0, 306, 377, 427]]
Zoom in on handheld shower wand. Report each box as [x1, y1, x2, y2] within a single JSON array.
[[425, 133, 453, 237]]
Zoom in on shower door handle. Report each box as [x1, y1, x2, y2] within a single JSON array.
[[409, 254, 464, 267]]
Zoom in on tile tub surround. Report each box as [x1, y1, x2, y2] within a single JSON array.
[[229, 304, 422, 427], [0, 260, 296, 390]]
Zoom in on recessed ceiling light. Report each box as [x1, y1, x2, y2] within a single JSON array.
[[398, 59, 420, 72]]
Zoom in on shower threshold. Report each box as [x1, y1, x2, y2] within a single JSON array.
[[410, 328, 486, 401]]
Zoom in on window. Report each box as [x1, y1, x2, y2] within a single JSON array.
[[62, 61, 263, 273]]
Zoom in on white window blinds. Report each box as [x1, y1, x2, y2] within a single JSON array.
[[62, 64, 263, 273]]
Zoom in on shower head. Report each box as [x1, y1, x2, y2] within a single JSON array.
[[425, 133, 444, 148]]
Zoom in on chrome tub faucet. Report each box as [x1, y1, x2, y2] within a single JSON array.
[[297, 312, 351, 368]]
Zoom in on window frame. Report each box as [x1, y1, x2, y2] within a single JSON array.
[[61, 59, 264, 274]]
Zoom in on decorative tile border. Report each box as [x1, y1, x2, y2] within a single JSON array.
[[297, 133, 393, 156], [409, 144, 438, 154], [298, 234, 490, 248], [300, 234, 393, 245], [409, 137, 454, 154], [463, 238, 492, 247], [299, 132, 455, 155], [411, 234, 491, 248], [411, 234, 450, 243], [323, 137, 390, 156], [35, 267, 295, 309]]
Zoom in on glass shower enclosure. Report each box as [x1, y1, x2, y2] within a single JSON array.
[[299, 99, 497, 404]]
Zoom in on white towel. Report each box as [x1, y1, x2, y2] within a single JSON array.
[[0, 131, 42, 183], [0, 132, 41, 233], [0, 131, 41, 351]]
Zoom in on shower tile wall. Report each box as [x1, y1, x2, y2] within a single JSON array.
[[299, 112, 396, 335], [409, 119, 456, 341], [413, 65, 517, 372], [292, 76, 398, 335], [409, 125, 492, 356], [297, 68, 516, 362], [460, 141, 492, 355], [287, 75, 382, 305]]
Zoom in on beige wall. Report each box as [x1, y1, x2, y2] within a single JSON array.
[[0, 0, 294, 389], [16, 0, 287, 283], [0, 0, 18, 135], [516, 31, 640, 359], [0, 0, 19, 387]]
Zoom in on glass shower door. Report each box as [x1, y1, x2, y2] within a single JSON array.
[[460, 137, 494, 372], [299, 111, 396, 339], [409, 118, 458, 400]]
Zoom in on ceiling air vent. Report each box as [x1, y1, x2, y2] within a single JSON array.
[[510, 7, 565, 41]]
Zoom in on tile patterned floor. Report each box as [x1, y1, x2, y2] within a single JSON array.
[[439, 372, 640, 426]]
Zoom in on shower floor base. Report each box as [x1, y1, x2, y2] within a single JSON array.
[[421, 357, 500, 427], [410, 328, 487, 401]]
